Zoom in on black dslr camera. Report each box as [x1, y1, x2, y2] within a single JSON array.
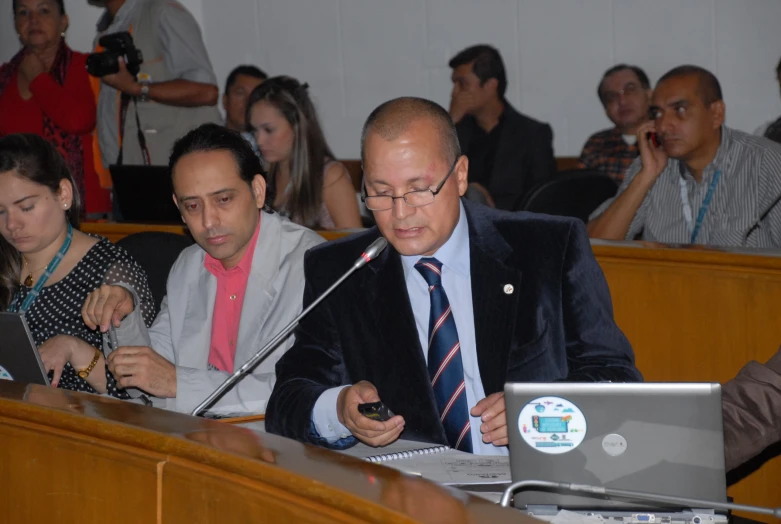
[[86, 31, 143, 78]]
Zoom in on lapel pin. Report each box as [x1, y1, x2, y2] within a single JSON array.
[[503, 284, 514, 295]]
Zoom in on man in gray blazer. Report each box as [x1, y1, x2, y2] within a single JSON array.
[[82, 124, 323, 415]]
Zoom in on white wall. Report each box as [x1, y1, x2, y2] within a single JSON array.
[[3, 0, 781, 159]]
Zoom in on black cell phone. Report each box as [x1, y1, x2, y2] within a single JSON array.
[[358, 401, 395, 421], [646, 131, 661, 148]]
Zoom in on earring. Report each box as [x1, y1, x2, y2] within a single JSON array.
[[63, 203, 68, 209], [61, 32, 65, 37]]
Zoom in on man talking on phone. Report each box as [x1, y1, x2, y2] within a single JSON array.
[[587, 65, 781, 248], [266, 97, 641, 454]]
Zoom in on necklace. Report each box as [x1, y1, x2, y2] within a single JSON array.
[[10, 224, 73, 313], [21, 260, 49, 287]]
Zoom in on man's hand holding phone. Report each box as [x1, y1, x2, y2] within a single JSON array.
[[337, 380, 405, 447], [449, 91, 476, 124], [635, 121, 669, 183]]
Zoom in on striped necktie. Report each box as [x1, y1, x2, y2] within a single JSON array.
[[414, 257, 473, 452]]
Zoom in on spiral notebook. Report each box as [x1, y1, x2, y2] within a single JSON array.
[[339, 439, 510, 485]]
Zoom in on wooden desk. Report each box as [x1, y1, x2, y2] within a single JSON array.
[[0, 382, 527, 523], [81, 221, 359, 243], [592, 240, 781, 517]]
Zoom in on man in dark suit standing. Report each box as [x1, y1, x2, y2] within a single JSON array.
[[449, 45, 556, 211], [266, 97, 641, 454]]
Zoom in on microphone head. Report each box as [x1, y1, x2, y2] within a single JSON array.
[[364, 237, 388, 260], [354, 237, 388, 268]]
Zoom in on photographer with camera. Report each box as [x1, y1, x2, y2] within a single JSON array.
[[0, 0, 111, 218], [91, 0, 220, 174]]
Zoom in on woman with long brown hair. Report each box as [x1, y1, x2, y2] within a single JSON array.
[[246, 76, 362, 229], [0, 134, 153, 396]]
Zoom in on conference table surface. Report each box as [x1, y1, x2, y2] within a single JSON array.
[[0, 381, 529, 523]]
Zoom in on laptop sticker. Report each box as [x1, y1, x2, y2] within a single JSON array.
[[0, 365, 13, 381], [518, 396, 587, 454]]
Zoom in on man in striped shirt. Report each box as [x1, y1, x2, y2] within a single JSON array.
[[588, 65, 781, 248]]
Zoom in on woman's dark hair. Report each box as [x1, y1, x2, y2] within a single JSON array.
[[245, 76, 335, 228], [0, 133, 81, 310], [13, 0, 66, 15]]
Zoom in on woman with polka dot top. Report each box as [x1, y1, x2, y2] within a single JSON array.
[[0, 134, 154, 397]]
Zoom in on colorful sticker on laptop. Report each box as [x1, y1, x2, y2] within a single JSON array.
[[0, 365, 13, 381], [518, 396, 587, 454]]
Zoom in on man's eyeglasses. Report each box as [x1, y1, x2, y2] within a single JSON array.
[[361, 158, 459, 211]]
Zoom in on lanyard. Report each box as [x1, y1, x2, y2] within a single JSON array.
[[679, 169, 722, 244], [10, 224, 73, 314]]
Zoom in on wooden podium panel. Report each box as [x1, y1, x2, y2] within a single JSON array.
[[0, 421, 159, 523], [0, 382, 527, 523], [593, 242, 781, 382]]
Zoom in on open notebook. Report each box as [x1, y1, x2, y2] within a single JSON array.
[[338, 439, 510, 486]]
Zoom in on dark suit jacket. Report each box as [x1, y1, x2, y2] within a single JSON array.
[[457, 103, 556, 211], [266, 200, 642, 447], [722, 347, 781, 471]]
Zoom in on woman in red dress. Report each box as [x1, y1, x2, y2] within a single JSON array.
[[0, 0, 111, 217]]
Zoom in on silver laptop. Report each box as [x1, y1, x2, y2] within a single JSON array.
[[0, 312, 50, 386], [505, 382, 726, 513]]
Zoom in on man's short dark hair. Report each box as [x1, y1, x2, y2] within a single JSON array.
[[360, 97, 461, 167], [224, 65, 268, 93], [657, 65, 723, 105], [597, 64, 651, 103], [448, 44, 507, 98], [169, 123, 273, 209]]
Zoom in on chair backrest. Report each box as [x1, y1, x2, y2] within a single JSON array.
[[519, 170, 618, 223], [116, 232, 194, 314]]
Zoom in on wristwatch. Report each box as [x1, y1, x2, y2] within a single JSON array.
[[139, 83, 150, 102], [78, 348, 102, 379]]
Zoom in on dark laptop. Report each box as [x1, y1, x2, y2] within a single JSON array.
[[0, 312, 49, 386], [110, 165, 180, 223]]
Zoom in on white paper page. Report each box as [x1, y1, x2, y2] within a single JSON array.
[[381, 453, 510, 485], [337, 438, 450, 461]]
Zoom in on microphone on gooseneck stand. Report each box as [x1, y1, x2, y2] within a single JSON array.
[[499, 480, 781, 518], [190, 236, 389, 417], [744, 191, 781, 244]]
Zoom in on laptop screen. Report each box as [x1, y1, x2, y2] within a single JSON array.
[[0, 313, 50, 386], [505, 382, 726, 511]]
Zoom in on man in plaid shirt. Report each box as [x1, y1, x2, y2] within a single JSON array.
[[579, 65, 652, 182]]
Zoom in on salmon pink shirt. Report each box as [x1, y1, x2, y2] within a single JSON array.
[[204, 217, 261, 372]]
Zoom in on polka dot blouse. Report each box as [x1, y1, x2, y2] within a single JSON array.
[[13, 236, 155, 398]]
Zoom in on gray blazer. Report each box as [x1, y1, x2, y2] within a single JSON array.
[[114, 211, 324, 415], [722, 346, 781, 471]]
